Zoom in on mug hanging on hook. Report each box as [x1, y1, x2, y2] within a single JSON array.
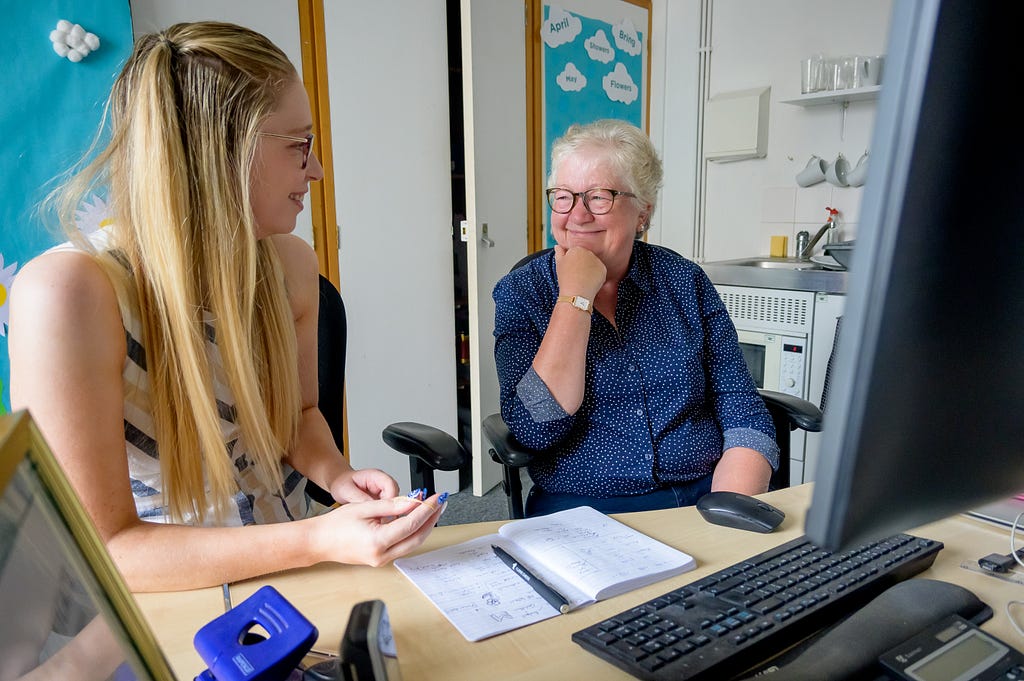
[[796, 155, 827, 187], [825, 153, 850, 187], [846, 151, 869, 187]]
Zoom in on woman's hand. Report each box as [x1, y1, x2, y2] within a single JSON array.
[[312, 494, 446, 567], [553, 245, 606, 299], [329, 468, 400, 504]]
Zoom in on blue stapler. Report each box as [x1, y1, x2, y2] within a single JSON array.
[[193, 585, 318, 681]]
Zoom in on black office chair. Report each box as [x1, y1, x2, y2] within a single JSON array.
[[315, 274, 467, 504], [481, 246, 824, 518]]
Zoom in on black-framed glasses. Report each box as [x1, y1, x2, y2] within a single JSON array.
[[259, 132, 315, 169], [545, 187, 636, 215]]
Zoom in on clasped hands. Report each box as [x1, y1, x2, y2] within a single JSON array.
[[316, 467, 447, 567]]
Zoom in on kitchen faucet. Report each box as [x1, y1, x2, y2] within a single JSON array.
[[798, 207, 839, 260]]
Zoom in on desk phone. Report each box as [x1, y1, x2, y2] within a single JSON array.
[[880, 614, 1024, 681]]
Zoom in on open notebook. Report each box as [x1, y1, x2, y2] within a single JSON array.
[[0, 411, 176, 681]]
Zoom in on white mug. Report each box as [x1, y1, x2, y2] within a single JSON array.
[[861, 55, 884, 86], [796, 156, 827, 187], [846, 151, 869, 187], [825, 154, 850, 187]]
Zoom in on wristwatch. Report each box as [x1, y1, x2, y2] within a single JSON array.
[[556, 294, 593, 315]]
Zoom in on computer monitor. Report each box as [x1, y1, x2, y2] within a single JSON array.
[[804, 0, 1024, 550], [0, 411, 176, 680]]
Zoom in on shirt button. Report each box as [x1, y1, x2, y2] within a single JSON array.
[[636, 408, 644, 416], [628, 364, 637, 372], [645, 454, 653, 460]]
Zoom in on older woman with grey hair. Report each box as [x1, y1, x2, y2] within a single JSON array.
[[493, 119, 778, 517]]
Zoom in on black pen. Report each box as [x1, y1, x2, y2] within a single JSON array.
[[491, 544, 571, 614]]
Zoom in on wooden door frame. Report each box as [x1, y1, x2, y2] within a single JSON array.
[[297, 0, 347, 458], [297, 0, 340, 286]]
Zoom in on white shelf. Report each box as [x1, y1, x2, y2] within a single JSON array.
[[781, 85, 881, 107]]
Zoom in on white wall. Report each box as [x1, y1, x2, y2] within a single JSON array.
[[647, 0, 702, 258], [699, 0, 892, 262], [323, 2, 458, 490]]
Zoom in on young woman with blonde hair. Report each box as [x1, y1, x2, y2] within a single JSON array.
[[8, 21, 443, 592]]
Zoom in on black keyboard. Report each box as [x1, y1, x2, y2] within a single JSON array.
[[572, 533, 943, 680]]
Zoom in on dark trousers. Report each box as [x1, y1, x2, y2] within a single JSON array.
[[525, 474, 714, 517]]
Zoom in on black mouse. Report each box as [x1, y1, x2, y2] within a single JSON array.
[[695, 491, 785, 533]]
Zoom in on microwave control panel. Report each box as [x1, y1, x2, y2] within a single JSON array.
[[778, 335, 807, 397]]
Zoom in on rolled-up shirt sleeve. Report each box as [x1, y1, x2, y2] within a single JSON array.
[[493, 260, 575, 451]]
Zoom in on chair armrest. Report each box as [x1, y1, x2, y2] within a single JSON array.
[[758, 389, 824, 433], [381, 422, 467, 471], [482, 414, 535, 468]]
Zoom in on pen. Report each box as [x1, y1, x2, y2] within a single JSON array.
[[491, 544, 570, 614], [222, 583, 232, 613]]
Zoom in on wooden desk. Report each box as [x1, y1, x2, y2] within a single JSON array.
[[135, 484, 1024, 680]]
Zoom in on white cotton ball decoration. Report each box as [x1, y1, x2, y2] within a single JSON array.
[[51, 19, 100, 62]]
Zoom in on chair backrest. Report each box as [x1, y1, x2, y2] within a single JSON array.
[[309, 274, 347, 506], [317, 274, 347, 450]]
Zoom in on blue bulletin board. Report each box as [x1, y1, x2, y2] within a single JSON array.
[[0, 2, 132, 412], [539, 1, 651, 247]]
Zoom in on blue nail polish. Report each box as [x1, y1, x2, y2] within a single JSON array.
[[438, 492, 449, 505]]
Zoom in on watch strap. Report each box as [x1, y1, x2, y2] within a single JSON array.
[[556, 294, 593, 314]]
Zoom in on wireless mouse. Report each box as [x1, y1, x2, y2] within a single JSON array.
[[695, 491, 785, 533]]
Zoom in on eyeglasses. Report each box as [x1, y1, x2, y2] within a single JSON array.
[[545, 187, 636, 215], [259, 132, 315, 169]]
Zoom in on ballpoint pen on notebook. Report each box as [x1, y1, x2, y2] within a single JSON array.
[[491, 544, 571, 614]]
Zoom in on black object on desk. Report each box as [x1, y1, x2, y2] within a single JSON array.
[[695, 491, 786, 533], [304, 600, 401, 681], [572, 532, 945, 680], [879, 613, 1021, 681], [492, 544, 571, 614]]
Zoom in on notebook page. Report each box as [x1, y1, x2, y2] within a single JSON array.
[[498, 506, 696, 601]]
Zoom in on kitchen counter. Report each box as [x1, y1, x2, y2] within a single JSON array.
[[700, 258, 848, 294]]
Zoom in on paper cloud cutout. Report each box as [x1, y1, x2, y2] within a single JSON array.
[[51, 19, 100, 62], [556, 63, 587, 92], [584, 30, 614, 64], [603, 63, 638, 105], [612, 18, 642, 57], [542, 5, 582, 48]]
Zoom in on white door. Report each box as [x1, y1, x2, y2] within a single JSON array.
[[461, 0, 529, 495]]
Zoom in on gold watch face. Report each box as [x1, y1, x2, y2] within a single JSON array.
[[573, 296, 591, 311]]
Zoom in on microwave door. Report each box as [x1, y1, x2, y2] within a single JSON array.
[[736, 330, 782, 391]]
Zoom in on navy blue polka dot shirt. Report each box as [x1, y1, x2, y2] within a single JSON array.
[[493, 242, 778, 497]]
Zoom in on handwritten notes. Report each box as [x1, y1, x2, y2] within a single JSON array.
[[394, 506, 695, 641]]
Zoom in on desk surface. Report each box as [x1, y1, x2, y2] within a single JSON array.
[[135, 484, 1024, 680]]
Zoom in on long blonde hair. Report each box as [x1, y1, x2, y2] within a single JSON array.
[[53, 22, 302, 523]]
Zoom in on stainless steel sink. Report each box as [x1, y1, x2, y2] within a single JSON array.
[[701, 256, 848, 294], [727, 257, 827, 271]]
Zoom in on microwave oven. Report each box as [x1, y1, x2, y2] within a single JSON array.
[[736, 329, 807, 397]]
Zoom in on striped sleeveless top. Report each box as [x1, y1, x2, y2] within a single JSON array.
[[57, 232, 313, 526]]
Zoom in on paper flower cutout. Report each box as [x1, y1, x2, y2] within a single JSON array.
[[50, 19, 100, 62], [75, 193, 113, 236], [0, 251, 17, 338]]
